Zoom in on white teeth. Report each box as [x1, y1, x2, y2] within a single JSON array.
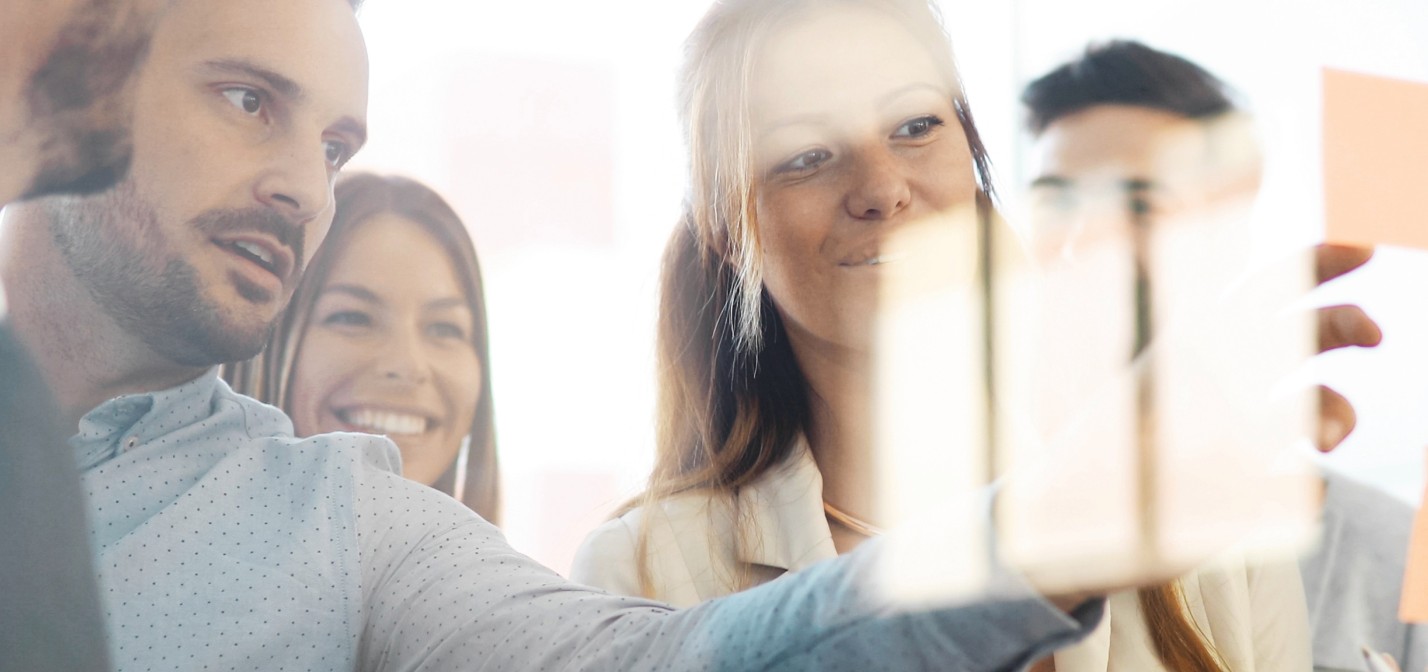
[[341, 408, 429, 436], [234, 241, 274, 266]]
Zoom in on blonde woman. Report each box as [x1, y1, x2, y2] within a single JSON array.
[[571, 0, 1345, 669]]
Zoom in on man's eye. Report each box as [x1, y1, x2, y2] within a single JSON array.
[[893, 115, 945, 139], [220, 87, 264, 116], [324, 140, 351, 168], [775, 148, 832, 174]]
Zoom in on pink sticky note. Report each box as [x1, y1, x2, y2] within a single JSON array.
[[1323, 67, 1428, 250], [1401, 449, 1428, 622]]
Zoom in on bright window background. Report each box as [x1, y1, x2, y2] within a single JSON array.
[[351, 0, 1428, 575], [353, 0, 711, 575]]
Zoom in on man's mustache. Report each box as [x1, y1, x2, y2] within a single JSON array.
[[194, 208, 306, 278]]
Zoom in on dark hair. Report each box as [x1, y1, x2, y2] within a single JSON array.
[[1021, 40, 1235, 134], [223, 173, 501, 522]]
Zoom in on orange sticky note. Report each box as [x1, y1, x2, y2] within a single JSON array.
[[1323, 67, 1428, 250], [1401, 448, 1428, 622]]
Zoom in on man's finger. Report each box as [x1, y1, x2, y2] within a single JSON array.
[[1318, 304, 1384, 352], [1315, 243, 1374, 285], [1318, 386, 1356, 452]]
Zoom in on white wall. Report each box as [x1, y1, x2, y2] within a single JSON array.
[[350, 0, 1428, 574]]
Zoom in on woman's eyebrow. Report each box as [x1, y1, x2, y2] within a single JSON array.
[[321, 283, 382, 303], [424, 297, 469, 311], [876, 81, 946, 108], [757, 113, 830, 141]]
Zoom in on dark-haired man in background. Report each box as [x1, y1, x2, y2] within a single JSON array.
[[1022, 40, 1424, 671]]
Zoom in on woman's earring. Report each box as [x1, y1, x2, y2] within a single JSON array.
[[452, 434, 471, 503]]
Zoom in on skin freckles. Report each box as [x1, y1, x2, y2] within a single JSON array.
[[749, 6, 977, 357]]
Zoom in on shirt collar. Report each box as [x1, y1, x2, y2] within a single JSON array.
[[734, 436, 838, 571], [72, 368, 225, 470]]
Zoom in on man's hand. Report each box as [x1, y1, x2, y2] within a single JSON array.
[[1314, 244, 1382, 451]]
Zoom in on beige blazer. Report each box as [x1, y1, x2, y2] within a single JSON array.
[[571, 444, 832, 607], [1053, 561, 1312, 671], [571, 446, 1312, 670]]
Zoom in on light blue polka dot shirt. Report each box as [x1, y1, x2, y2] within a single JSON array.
[[72, 370, 1100, 671]]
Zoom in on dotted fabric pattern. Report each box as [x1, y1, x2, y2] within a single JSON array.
[[73, 370, 1101, 671]]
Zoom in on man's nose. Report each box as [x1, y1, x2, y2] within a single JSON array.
[[253, 134, 333, 225]]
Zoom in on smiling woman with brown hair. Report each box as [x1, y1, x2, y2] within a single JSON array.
[[224, 172, 500, 522]]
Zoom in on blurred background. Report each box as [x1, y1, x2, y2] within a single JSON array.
[[350, 0, 1428, 575]]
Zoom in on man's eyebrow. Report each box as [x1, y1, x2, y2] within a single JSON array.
[[1030, 175, 1070, 189], [204, 58, 304, 100]]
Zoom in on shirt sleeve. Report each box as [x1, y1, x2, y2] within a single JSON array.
[[1405, 622, 1428, 672], [352, 462, 1102, 672]]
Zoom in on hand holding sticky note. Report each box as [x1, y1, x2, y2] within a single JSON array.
[[1402, 448, 1428, 622]]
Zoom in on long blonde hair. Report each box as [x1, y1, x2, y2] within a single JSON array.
[[633, 0, 993, 588], [223, 173, 501, 523], [637, 3, 1224, 670]]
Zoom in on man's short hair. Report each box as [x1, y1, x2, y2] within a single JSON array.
[[1021, 40, 1235, 134]]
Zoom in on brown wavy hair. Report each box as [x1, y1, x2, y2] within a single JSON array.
[[222, 172, 501, 523]]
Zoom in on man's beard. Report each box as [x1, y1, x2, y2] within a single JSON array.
[[45, 183, 305, 367], [21, 0, 155, 200]]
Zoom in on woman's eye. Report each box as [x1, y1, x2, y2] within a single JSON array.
[[324, 140, 351, 169], [775, 148, 832, 174], [323, 310, 371, 328], [893, 115, 945, 139], [427, 322, 468, 341], [220, 87, 264, 116]]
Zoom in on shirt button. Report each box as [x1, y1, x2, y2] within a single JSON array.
[[125, 437, 138, 450]]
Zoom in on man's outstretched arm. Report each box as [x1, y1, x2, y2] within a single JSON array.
[[354, 464, 1100, 672]]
